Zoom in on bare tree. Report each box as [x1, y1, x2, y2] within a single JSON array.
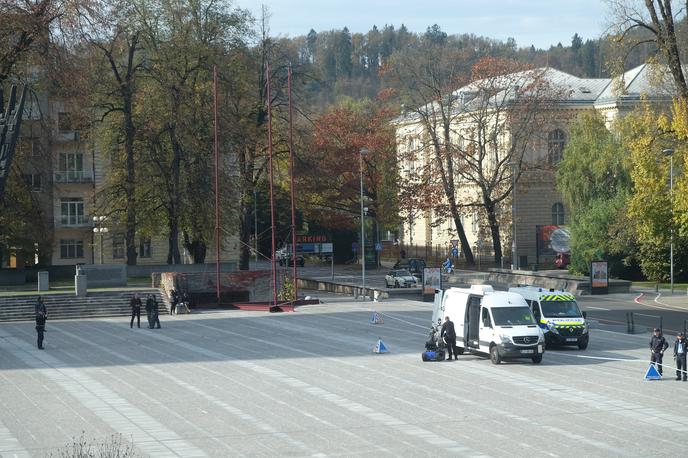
[[608, 0, 688, 99], [388, 41, 476, 264]]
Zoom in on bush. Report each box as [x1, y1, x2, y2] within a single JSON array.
[[48, 432, 139, 458]]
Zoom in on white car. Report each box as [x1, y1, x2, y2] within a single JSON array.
[[385, 269, 417, 288]]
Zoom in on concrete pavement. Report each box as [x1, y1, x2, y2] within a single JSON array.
[[1, 293, 688, 457]]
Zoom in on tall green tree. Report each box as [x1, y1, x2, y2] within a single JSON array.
[[556, 111, 633, 274]]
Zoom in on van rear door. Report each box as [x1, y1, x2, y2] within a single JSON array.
[[465, 295, 482, 349]]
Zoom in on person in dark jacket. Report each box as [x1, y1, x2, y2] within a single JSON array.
[[130, 293, 142, 328], [674, 332, 687, 381], [170, 289, 180, 315], [145, 294, 155, 328], [35, 296, 47, 349], [150, 295, 161, 329], [650, 328, 669, 375], [441, 316, 458, 361]]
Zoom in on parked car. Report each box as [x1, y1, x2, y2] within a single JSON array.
[[385, 269, 418, 288], [276, 248, 305, 267], [393, 258, 426, 281]]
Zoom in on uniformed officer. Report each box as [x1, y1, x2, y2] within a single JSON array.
[[674, 332, 687, 381], [650, 328, 669, 376], [35, 296, 47, 349], [441, 316, 458, 361]]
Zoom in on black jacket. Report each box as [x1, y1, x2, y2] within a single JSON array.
[[130, 296, 142, 310], [145, 297, 154, 314], [674, 339, 687, 357], [650, 335, 669, 353], [441, 320, 456, 339]]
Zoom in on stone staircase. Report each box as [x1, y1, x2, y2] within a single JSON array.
[[0, 290, 170, 322]]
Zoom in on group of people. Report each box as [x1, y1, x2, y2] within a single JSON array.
[[169, 289, 190, 315], [650, 328, 687, 381], [129, 293, 161, 329]]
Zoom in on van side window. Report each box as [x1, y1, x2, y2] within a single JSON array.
[[532, 302, 542, 321], [525, 299, 532, 306], [481, 307, 492, 328]]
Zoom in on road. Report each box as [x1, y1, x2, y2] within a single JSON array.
[[2, 293, 688, 457]]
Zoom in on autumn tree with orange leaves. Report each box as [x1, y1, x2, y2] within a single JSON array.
[[299, 97, 398, 238]]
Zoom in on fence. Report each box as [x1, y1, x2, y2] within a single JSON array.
[[626, 312, 687, 336]]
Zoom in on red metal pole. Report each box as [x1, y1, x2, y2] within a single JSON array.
[[213, 66, 221, 305], [266, 63, 278, 306], [288, 64, 298, 301]]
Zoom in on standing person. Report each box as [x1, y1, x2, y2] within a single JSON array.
[[151, 295, 161, 329], [35, 296, 47, 350], [441, 316, 458, 361], [650, 328, 669, 376], [674, 332, 687, 381], [170, 289, 180, 315], [129, 293, 142, 328], [145, 294, 155, 329]]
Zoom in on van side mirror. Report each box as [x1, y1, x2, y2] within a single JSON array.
[[582, 311, 587, 319]]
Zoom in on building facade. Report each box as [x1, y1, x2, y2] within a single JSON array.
[[394, 64, 670, 267]]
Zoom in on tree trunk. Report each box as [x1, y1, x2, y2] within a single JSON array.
[[166, 125, 182, 264], [123, 75, 137, 266], [484, 201, 503, 264]]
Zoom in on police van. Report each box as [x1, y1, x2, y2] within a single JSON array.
[[432, 285, 545, 364], [508, 286, 589, 349]]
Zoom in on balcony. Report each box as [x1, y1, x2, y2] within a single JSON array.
[[57, 215, 91, 228], [54, 171, 93, 184]]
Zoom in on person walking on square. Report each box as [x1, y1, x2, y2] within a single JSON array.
[[650, 328, 669, 376], [35, 296, 47, 349], [441, 316, 458, 361], [130, 293, 142, 328], [151, 294, 161, 329], [674, 332, 687, 381], [145, 294, 155, 329]]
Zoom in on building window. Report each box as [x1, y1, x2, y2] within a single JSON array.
[[139, 237, 151, 258], [57, 153, 86, 182], [22, 173, 42, 191], [60, 198, 85, 226], [548, 129, 566, 164], [112, 234, 125, 259], [552, 202, 565, 225], [58, 112, 74, 132], [60, 239, 84, 259]]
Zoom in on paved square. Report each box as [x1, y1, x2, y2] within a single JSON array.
[[1, 294, 687, 457]]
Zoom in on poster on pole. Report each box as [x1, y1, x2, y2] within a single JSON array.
[[423, 267, 442, 295], [590, 260, 608, 295]]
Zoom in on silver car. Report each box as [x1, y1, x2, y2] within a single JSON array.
[[385, 269, 417, 288]]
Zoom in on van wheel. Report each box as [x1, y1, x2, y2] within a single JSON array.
[[456, 346, 464, 355], [532, 354, 543, 364], [490, 345, 501, 365], [578, 340, 588, 350]]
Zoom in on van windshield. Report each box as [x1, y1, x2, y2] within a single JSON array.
[[491, 307, 536, 326], [540, 300, 582, 318]]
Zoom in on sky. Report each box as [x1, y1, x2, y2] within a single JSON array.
[[233, 0, 610, 49]]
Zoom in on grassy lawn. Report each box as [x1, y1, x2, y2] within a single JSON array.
[[632, 281, 688, 291]]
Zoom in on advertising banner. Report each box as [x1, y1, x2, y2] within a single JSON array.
[[423, 267, 442, 295], [590, 260, 609, 295]]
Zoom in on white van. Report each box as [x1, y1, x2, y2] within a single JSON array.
[[432, 285, 545, 364], [508, 286, 588, 350]]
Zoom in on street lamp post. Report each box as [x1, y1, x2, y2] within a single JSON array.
[[92, 216, 108, 264], [663, 148, 674, 294], [360, 147, 369, 300], [508, 161, 518, 270]]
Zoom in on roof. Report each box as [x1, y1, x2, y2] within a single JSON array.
[[394, 64, 674, 125]]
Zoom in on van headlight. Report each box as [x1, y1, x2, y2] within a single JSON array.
[[500, 334, 512, 344], [582, 323, 589, 334], [538, 331, 545, 343], [547, 322, 559, 334]]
